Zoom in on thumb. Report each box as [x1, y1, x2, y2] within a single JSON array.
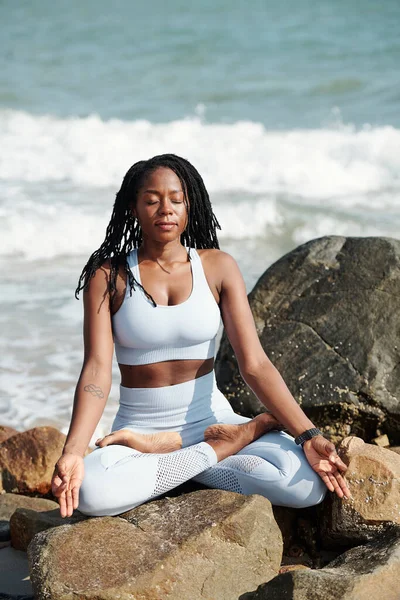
[[314, 435, 336, 457], [55, 462, 70, 483]]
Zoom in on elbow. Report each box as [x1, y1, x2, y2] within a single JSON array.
[[81, 357, 112, 383], [239, 356, 276, 385]]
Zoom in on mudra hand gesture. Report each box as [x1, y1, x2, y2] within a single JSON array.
[[303, 435, 351, 499], [51, 453, 85, 518]]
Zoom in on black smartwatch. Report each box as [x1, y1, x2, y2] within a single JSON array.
[[294, 428, 323, 447]]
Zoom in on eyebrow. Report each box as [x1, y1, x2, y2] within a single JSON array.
[[143, 189, 183, 194]]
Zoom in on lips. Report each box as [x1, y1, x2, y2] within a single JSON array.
[[155, 221, 176, 229]]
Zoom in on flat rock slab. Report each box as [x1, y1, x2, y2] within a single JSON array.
[[28, 489, 283, 600], [241, 525, 400, 600], [216, 236, 400, 444], [0, 493, 58, 543], [10, 506, 87, 551]]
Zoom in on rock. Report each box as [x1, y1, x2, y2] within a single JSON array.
[[0, 493, 58, 543], [390, 446, 400, 455], [0, 426, 19, 445], [216, 236, 400, 444], [10, 506, 86, 551], [28, 489, 282, 600], [241, 525, 400, 600], [372, 433, 390, 447], [320, 436, 400, 547], [0, 426, 65, 495]]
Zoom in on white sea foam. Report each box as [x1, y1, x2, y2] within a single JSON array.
[[1, 109, 400, 260], [1, 109, 400, 197], [1, 109, 399, 433]]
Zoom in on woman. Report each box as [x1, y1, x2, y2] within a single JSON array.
[[52, 153, 350, 518]]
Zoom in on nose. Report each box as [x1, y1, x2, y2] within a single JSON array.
[[158, 198, 173, 215]]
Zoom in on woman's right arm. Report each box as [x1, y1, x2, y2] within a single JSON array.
[[63, 263, 114, 457], [52, 263, 114, 516]]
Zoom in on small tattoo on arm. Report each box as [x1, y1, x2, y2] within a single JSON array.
[[84, 384, 105, 399]]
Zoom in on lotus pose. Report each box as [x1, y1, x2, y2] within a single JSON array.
[[52, 154, 350, 518]]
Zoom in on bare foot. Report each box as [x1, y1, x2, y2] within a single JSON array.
[[204, 413, 283, 461], [95, 429, 182, 453]]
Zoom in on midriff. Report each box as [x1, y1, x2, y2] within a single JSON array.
[[118, 357, 214, 388]]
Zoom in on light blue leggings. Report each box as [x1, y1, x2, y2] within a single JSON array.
[[79, 373, 326, 516]]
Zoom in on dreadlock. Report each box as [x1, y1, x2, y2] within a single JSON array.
[[75, 153, 221, 305]]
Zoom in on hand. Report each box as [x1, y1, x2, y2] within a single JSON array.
[[303, 435, 351, 499], [51, 453, 85, 518]]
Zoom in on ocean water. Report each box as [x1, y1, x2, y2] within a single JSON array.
[[1, 0, 399, 443]]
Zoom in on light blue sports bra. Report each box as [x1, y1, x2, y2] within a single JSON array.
[[112, 248, 221, 365]]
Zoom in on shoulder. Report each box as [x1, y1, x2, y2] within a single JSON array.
[[196, 249, 243, 292], [196, 248, 239, 270], [83, 258, 126, 300]]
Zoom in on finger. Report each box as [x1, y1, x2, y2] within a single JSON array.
[[318, 472, 335, 493], [51, 476, 68, 498], [334, 471, 352, 499], [58, 490, 67, 518], [329, 453, 348, 472], [327, 472, 344, 498], [72, 483, 81, 510], [55, 463, 71, 484], [65, 486, 74, 517]]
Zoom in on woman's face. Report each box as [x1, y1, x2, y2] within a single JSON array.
[[133, 167, 188, 243]]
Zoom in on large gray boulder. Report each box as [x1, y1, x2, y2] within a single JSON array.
[[28, 489, 282, 600], [216, 236, 400, 444], [240, 524, 400, 600]]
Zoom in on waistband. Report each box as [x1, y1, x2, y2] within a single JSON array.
[[119, 370, 216, 406]]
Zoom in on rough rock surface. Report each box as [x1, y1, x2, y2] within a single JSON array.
[[28, 489, 282, 600], [240, 525, 400, 600], [0, 493, 58, 543], [10, 506, 86, 551], [320, 436, 400, 547], [216, 236, 400, 444], [0, 426, 66, 495], [0, 426, 19, 445]]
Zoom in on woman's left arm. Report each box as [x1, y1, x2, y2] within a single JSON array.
[[216, 252, 351, 499]]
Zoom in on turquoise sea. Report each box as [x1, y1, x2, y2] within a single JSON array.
[[1, 0, 399, 439]]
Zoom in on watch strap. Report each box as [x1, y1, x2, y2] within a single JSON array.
[[294, 428, 323, 446]]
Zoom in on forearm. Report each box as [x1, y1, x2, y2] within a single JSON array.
[[63, 363, 111, 457], [242, 360, 315, 438]]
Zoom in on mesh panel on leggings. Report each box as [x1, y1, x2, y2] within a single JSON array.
[[195, 454, 266, 494], [195, 466, 243, 493], [219, 454, 265, 474], [151, 444, 212, 498]]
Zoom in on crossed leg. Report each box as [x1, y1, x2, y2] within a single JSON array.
[[79, 414, 325, 516]]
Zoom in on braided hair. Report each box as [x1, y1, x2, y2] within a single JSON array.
[[75, 153, 221, 305]]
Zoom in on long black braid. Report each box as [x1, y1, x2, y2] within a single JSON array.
[[75, 153, 221, 306]]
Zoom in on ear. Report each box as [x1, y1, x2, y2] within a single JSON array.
[[130, 204, 137, 219]]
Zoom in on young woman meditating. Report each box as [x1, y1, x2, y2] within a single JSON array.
[[51, 154, 350, 518]]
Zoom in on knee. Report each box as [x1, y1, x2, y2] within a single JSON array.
[[279, 461, 328, 508], [77, 447, 126, 516], [284, 477, 327, 509]]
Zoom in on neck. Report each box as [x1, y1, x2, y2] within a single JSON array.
[[138, 240, 187, 263]]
